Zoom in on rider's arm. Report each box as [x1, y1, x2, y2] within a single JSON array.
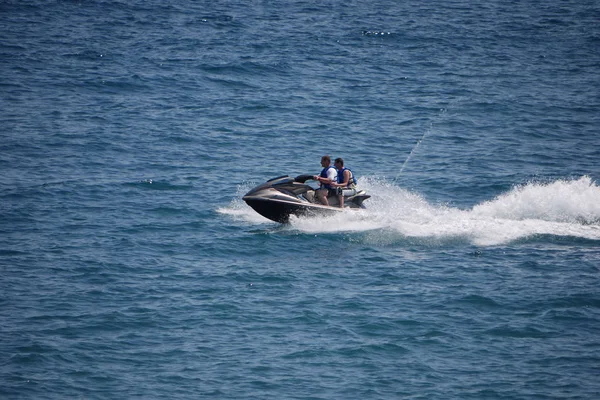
[[313, 175, 333, 184], [331, 170, 350, 187], [314, 169, 337, 185]]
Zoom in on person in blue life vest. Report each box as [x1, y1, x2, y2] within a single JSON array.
[[312, 155, 338, 206], [330, 157, 357, 208]]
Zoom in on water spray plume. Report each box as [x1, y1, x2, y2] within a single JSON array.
[[393, 107, 447, 184], [393, 125, 429, 183]]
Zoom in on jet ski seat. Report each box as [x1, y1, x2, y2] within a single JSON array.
[[303, 190, 316, 203]]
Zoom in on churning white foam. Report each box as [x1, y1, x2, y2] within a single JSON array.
[[471, 176, 600, 224], [223, 176, 600, 246], [217, 182, 273, 224]]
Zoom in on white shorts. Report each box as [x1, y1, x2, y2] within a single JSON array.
[[337, 188, 357, 197]]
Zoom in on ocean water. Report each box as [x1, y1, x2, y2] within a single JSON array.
[[2, 0, 600, 398]]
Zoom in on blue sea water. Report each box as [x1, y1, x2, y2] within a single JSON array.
[[2, 0, 600, 398]]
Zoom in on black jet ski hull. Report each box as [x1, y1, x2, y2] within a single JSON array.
[[243, 196, 343, 223]]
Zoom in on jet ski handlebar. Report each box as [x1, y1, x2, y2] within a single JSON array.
[[294, 174, 316, 183]]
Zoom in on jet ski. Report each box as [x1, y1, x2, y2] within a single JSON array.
[[243, 174, 370, 223]]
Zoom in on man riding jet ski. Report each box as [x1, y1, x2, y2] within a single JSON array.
[[314, 157, 357, 209], [242, 157, 370, 223]]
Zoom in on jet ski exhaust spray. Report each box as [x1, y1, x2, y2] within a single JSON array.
[[392, 107, 447, 184], [394, 124, 429, 180]]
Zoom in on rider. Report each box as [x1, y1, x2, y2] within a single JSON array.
[[331, 157, 357, 208], [313, 155, 337, 206]]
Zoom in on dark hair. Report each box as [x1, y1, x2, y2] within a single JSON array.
[[321, 155, 331, 163], [334, 157, 344, 167]]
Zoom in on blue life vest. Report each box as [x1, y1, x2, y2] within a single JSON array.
[[320, 166, 336, 189], [337, 167, 357, 187]]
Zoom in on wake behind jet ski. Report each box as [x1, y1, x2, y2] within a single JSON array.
[[242, 174, 370, 223]]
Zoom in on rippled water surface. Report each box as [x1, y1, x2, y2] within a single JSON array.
[[2, 0, 600, 398]]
